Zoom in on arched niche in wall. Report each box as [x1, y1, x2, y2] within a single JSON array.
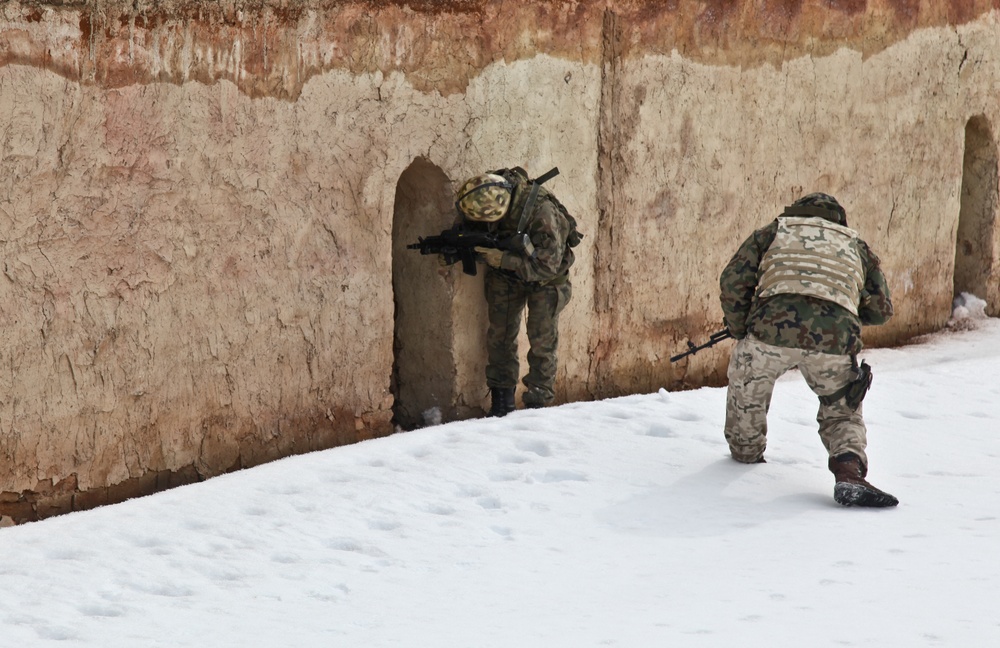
[[955, 114, 999, 314], [391, 159, 491, 428], [390, 158, 457, 429]]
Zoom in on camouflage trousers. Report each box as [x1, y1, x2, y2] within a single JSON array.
[[484, 270, 572, 406], [724, 334, 868, 465]]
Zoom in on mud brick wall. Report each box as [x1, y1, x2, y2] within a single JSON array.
[[0, 0, 997, 521]]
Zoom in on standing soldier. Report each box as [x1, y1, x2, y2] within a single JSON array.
[[719, 192, 898, 507], [452, 167, 581, 416]]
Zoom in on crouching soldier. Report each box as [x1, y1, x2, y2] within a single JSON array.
[[719, 192, 898, 507]]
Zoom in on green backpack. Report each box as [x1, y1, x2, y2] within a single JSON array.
[[492, 166, 584, 248]]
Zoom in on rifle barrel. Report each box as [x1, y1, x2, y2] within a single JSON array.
[[669, 329, 733, 363]]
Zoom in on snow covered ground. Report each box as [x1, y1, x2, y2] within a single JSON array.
[[1, 311, 998, 647]]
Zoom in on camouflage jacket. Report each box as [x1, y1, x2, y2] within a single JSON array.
[[719, 217, 893, 355], [464, 176, 575, 285]]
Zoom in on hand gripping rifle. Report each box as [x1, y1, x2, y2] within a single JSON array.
[[408, 167, 559, 276], [670, 329, 733, 362], [407, 227, 530, 276]]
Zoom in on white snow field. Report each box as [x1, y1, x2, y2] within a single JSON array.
[[0, 313, 997, 647]]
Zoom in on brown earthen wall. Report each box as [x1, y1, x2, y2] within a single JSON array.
[[0, 0, 998, 522]]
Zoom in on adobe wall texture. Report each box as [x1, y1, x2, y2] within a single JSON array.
[[1, 0, 998, 521]]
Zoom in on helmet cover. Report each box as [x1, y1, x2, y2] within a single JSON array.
[[792, 192, 848, 226], [456, 173, 513, 222]]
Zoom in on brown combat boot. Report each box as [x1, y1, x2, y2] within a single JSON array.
[[828, 453, 899, 507]]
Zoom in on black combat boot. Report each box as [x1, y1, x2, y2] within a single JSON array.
[[829, 453, 899, 508], [521, 387, 549, 410], [489, 387, 516, 417]]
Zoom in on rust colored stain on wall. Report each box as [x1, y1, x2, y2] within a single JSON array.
[[2, 1, 998, 99]]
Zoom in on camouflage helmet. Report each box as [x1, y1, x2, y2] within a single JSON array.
[[455, 173, 513, 222], [792, 192, 848, 226]]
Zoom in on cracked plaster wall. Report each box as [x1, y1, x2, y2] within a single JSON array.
[[602, 21, 1000, 394], [0, 0, 998, 520]]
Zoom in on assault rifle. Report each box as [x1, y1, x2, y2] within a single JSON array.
[[670, 329, 733, 362], [407, 227, 530, 276], [410, 167, 561, 276]]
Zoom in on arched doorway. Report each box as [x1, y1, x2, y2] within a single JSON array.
[[954, 115, 999, 315], [391, 159, 491, 429], [391, 159, 457, 429]]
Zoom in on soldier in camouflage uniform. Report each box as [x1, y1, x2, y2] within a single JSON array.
[[719, 193, 898, 507], [453, 167, 579, 416]]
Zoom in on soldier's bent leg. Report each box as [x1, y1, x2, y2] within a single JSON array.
[[724, 335, 797, 463], [798, 352, 869, 466], [484, 271, 527, 390], [522, 280, 572, 407]]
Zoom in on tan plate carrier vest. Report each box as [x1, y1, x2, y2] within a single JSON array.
[[756, 216, 864, 315]]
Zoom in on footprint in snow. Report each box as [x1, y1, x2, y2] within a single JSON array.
[[515, 439, 552, 457], [368, 518, 401, 531], [645, 424, 675, 438], [488, 469, 522, 482], [456, 484, 485, 497], [536, 469, 587, 483], [477, 496, 502, 510], [490, 525, 513, 538], [77, 602, 127, 618], [408, 446, 432, 459]]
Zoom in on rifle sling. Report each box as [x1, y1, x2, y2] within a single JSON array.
[[516, 167, 560, 234]]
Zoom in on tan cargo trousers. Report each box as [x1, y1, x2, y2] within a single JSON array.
[[724, 334, 868, 465]]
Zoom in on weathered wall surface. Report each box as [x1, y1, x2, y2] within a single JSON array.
[[0, 0, 998, 521], [601, 17, 1000, 394]]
